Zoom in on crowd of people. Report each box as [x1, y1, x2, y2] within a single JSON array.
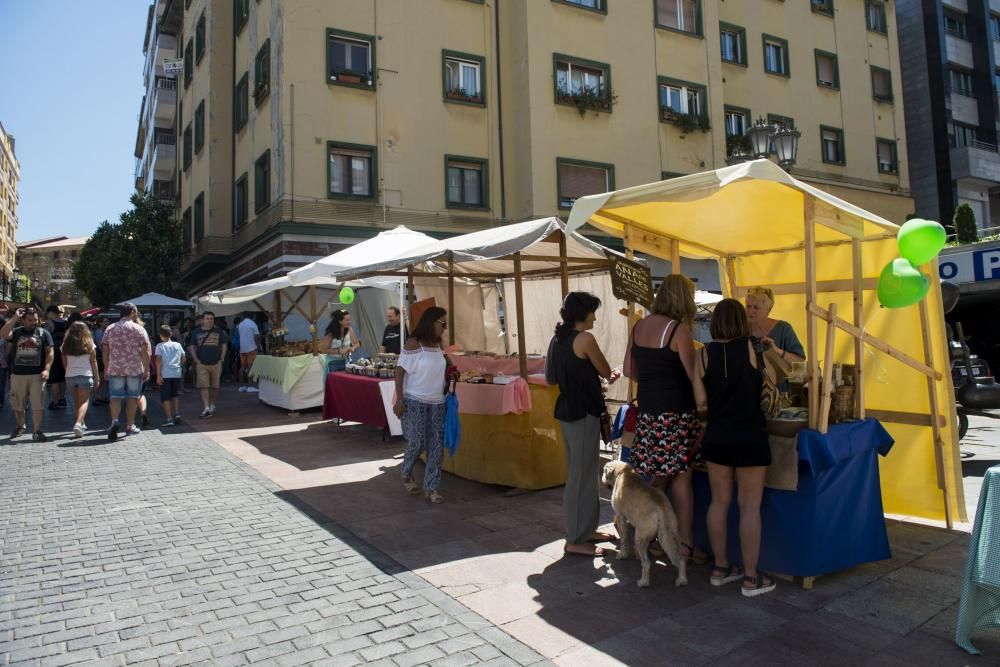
[[0, 303, 269, 441]]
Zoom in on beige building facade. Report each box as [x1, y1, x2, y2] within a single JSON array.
[[0, 121, 20, 300], [176, 0, 912, 294], [16, 237, 89, 308]]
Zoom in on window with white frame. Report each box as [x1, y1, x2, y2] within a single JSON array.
[[877, 139, 896, 173], [656, 0, 699, 34], [660, 81, 703, 115], [950, 122, 978, 148], [944, 12, 967, 39], [720, 25, 746, 65], [949, 68, 973, 96], [556, 60, 605, 96], [821, 127, 845, 164], [328, 33, 372, 83], [329, 144, 374, 198], [724, 108, 748, 137], [867, 0, 887, 33], [446, 159, 486, 208], [560, 0, 602, 9], [445, 56, 481, 100], [764, 37, 789, 76]]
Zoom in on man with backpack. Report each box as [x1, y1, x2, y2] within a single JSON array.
[[187, 311, 227, 418]]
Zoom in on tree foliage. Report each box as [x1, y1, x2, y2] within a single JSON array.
[[953, 203, 979, 245], [75, 193, 187, 307]]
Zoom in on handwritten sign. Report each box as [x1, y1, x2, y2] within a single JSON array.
[[606, 253, 653, 308]]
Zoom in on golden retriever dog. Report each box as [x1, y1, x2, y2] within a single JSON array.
[[602, 460, 688, 588]]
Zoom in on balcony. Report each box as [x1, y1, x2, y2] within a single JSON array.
[[152, 76, 176, 122], [943, 0, 968, 12], [945, 33, 973, 69], [150, 179, 175, 200], [951, 142, 1000, 185], [950, 92, 980, 126], [150, 129, 176, 177]]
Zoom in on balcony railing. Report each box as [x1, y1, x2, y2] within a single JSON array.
[[153, 128, 176, 145], [971, 139, 998, 152], [155, 75, 176, 91], [151, 179, 175, 199]]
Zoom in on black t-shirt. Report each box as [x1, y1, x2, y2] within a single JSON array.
[[190, 327, 224, 364], [381, 324, 409, 355], [9, 326, 55, 376]]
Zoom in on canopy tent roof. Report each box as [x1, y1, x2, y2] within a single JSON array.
[[564, 158, 964, 526], [566, 159, 897, 260], [286, 225, 439, 284], [117, 292, 193, 308], [330, 217, 633, 282]]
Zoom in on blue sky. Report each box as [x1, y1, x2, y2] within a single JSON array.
[[0, 0, 149, 244]]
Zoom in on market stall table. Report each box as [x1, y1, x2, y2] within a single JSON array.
[[250, 354, 327, 410], [323, 371, 391, 430], [452, 355, 546, 377], [956, 464, 1000, 654], [690, 418, 894, 584]]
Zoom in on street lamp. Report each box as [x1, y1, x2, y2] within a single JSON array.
[[726, 116, 801, 170]]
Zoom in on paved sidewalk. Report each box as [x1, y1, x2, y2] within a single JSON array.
[[0, 396, 546, 666]]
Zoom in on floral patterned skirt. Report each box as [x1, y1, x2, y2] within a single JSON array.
[[629, 410, 703, 479]]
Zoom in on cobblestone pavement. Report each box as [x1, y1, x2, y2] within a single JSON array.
[[0, 399, 547, 666]]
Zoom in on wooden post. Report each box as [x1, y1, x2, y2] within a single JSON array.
[[274, 290, 282, 333], [624, 225, 638, 402], [309, 286, 319, 355], [851, 239, 865, 419], [406, 266, 415, 326], [919, 297, 952, 529], [724, 258, 738, 298], [558, 231, 570, 298], [447, 256, 456, 346], [818, 303, 838, 433], [804, 198, 820, 429], [670, 240, 681, 275], [513, 252, 529, 378]]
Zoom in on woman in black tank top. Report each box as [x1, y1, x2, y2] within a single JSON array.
[[699, 299, 776, 597], [623, 275, 707, 564], [547, 292, 621, 558]]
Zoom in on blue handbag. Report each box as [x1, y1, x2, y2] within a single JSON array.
[[444, 391, 461, 456]]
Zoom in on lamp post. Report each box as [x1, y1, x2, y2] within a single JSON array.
[[726, 116, 801, 170]]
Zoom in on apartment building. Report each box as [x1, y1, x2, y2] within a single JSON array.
[[16, 237, 89, 308], [0, 121, 20, 301], [135, 0, 183, 200], [177, 0, 912, 294], [898, 0, 1000, 233]]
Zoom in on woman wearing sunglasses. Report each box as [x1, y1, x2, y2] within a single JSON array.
[[394, 307, 451, 504]]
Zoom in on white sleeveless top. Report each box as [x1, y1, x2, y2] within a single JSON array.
[[65, 353, 93, 378], [398, 346, 446, 404]]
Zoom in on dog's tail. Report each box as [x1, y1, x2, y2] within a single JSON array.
[[655, 503, 683, 566]]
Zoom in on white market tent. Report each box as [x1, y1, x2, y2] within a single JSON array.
[[565, 159, 962, 525], [317, 217, 638, 400], [118, 292, 194, 308]]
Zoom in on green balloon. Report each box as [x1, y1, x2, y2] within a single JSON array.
[[897, 218, 946, 266], [877, 258, 930, 309], [339, 286, 355, 304]]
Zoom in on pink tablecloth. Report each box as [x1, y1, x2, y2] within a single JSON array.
[[452, 355, 545, 377], [455, 378, 532, 415]]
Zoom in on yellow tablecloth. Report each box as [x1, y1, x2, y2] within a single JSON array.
[[250, 354, 327, 393], [441, 384, 567, 490]]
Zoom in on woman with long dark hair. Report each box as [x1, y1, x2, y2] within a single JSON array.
[[319, 309, 360, 373], [546, 292, 620, 557], [393, 307, 450, 503], [699, 299, 776, 597]]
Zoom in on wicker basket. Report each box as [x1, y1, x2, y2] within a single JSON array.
[[831, 385, 856, 423]]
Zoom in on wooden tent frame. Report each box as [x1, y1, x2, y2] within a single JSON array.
[[610, 193, 956, 529], [332, 229, 609, 378]]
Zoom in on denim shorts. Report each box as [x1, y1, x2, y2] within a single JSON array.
[[66, 375, 94, 390], [108, 375, 143, 399]]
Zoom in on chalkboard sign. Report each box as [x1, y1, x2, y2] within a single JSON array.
[[606, 253, 653, 308]]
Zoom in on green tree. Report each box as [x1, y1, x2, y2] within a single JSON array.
[[953, 203, 979, 245], [74, 193, 187, 307]]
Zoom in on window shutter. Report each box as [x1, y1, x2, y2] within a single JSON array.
[[560, 164, 608, 200]]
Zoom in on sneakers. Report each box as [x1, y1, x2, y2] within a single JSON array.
[[200, 407, 212, 418], [238, 386, 247, 392], [32, 432, 47, 442], [245, 387, 258, 393], [126, 425, 141, 436], [107, 420, 119, 442], [173, 415, 182, 424], [162, 418, 177, 428], [10, 426, 24, 439], [209, 404, 216, 416], [72, 424, 84, 439], [141, 413, 150, 427]]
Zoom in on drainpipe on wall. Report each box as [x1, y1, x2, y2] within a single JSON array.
[[494, 0, 506, 221]]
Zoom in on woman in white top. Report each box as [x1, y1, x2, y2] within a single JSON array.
[[319, 309, 361, 373], [61, 321, 100, 439], [393, 307, 450, 503]]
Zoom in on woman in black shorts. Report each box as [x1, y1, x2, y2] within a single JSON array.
[[699, 299, 776, 598]]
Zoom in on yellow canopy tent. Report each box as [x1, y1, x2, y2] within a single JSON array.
[[567, 159, 965, 526]]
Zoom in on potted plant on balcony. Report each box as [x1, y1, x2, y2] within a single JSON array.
[[447, 87, 482, 103], [661, 108, 711, 133], [557, 85, 618, 117], [335, 68, 365, 84]]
